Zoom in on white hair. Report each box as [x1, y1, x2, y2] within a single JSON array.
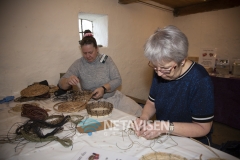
[[144, 25, 188, 64]]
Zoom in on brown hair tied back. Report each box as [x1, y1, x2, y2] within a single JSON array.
[[79, 30, 98, 48]]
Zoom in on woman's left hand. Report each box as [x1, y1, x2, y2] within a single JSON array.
[[92, 87, 104, 99]]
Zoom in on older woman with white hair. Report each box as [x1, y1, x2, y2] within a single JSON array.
[[134, 25, 214, 145]]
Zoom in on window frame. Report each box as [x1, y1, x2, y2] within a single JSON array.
[[79, 19, 93, 40]]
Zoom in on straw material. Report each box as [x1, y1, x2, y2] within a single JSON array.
[[20, 84, 49, 97], [49, 85, 59, 93], [86, 101, 113, 117], [140, 152, 187, 160]]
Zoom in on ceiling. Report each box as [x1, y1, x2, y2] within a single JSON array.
[[118, 0, 240, 16]]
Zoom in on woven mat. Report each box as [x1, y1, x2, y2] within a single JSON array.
[[20, 84, 49, 97], [139, 152, 187, 160]]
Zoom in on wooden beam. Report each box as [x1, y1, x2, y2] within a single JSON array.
[[174, 0, 240, 17], [118, 0, 139, 4]]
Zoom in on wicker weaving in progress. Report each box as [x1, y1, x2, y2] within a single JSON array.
[[86, 101, 113, 117], [53, 91, 93, 113], [20, 84, 49, 97], [53, 101, 87, 113], [140, 152, 187, 160], [71, 90, 92, 102]]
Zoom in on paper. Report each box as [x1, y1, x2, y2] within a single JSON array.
[[71, 146, 138, 160], [198, 48, 216, 68]]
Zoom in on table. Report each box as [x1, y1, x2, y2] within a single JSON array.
[[210, 76, 240, 130], [0, 99, 239, 160]]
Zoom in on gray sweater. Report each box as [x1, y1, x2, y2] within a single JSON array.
[[61, 53, 122, 98]]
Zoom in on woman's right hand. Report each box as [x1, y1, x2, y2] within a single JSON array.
[[67, 75, 79, 86], [133, 118, 162, 139], [132, 118, 147, 136]]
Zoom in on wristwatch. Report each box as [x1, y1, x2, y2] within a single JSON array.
[[169, 122, 174, 133], [101, 86, 107, 93]]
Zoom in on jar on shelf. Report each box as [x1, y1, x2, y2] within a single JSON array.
[[232, 59, 240, 76], [215, 59, 230, 75]]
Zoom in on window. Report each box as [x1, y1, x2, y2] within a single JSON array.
[[78, 12, 108, 47], [79, 19, 93, 40]]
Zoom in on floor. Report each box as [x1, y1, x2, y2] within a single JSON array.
[[211, 121, 240, 158], [212, 121, 240, 145]]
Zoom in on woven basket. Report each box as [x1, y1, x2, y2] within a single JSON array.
[[86, 101, 113, 117], [139, 152, 187, 160], [20, 84, 49, 97], [53, 101, 87, 113]]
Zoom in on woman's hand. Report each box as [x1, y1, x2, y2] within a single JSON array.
[[133, 118, 162, 139], [67, 75, 79, 86], [92, 87, 105, 100], [132, 118, 147, 135], [141, 120, 162, 139], [132, 118, 146, 136]]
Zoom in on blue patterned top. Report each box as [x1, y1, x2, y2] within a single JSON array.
[[149, 62, 214, 144]]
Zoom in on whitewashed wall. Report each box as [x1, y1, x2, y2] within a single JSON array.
[[1, 0, 239, 100], [173, 6, 240, 67], [0, 0, 172, 99]]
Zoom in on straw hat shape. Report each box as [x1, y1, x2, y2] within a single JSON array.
[[20, 84, 49, 97]]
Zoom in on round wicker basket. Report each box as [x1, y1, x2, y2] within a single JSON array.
[[20, 84, 49, 97], [139, 152, 187, 160], [53, 101, 87, 113], [86, 101, 113, 117]]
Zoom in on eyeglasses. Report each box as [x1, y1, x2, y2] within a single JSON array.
[[148, 61, 177, 74]]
